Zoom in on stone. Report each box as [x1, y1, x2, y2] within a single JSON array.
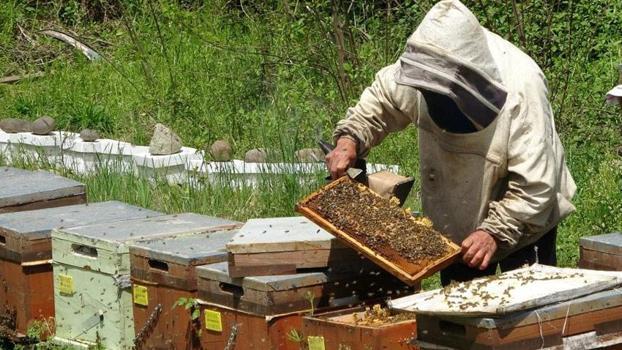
[[210, 140, 232, 161], [31, 116, 55, 135], [149, 123, 182, 155], [80, 129, 100, 142], [295, 148, 325, 163], [244, 148, 268, 163], [0, 118, 32, 133]]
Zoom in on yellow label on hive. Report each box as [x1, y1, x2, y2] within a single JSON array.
[[58, 274, 74, 295], [307, 336, 325, 350], [204, 310, 222, 332], [133, 285, 149, 306]]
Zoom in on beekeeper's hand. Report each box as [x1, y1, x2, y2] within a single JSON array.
[[461, 230, 498, 270], [326, 137, 357, 179]]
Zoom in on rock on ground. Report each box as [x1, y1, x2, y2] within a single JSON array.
[[210, 140, 233, 161], [0, 118, 32, 133], [295, 148, 325, 162], [149, 123, 182, 155], [31, 116, 55, 135], [80, 129, 100, 142], [244, 148, 268, 163]]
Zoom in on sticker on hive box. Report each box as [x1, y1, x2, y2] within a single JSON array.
[[58, 274, 74, 295], [307, 336, 325, 350], [133, 285, 149, 306], [204, 309, 222, 332]]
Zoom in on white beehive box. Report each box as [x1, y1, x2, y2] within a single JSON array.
[[63, 138, 134, 174], [6, 131, 76, 166], [131, 146, 203, 184], [51, 213, 240, 349]]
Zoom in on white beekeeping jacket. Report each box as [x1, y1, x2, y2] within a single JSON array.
[[333, 0, 576, 258]]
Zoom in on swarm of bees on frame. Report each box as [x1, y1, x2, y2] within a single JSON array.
[[350, 304, 416, 326], [304, 178, 451, 264]]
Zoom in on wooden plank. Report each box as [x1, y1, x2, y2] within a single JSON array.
[[580, 233, 622, 255], [0, 194, 86, 214], [579, 247, 622, 271], [296, 176, 460, 286]]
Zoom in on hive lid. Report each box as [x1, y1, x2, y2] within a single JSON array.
[[129, 229, 238, 265], [196, 261, 380, 292], [55, 213, 239, 249], [0, 201, 161, 240], [197, 262, 332, 291], [580, 232, 622, 254], [226, 217, 343, 254], [0, 168, 84, 207]]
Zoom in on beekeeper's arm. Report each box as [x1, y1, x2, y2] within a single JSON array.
[[466, 78, 562, 268], [327, 64, 418, 178]]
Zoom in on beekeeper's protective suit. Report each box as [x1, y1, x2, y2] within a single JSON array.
[[329, 0, 576, 284]]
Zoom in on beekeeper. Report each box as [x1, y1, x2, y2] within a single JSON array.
[[325, 0, 576, 285]]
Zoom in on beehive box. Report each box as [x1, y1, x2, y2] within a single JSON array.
[[579, 232, 622, 271], [131, 146, 203, 184], [413, 289, 622, 349], [296, 176, 460, 285], [3, 131, 75, 166], [302, 306, 418, 350], [196, 262, 414, 349], [0, 201, 161, 338], [0, 167, 86, 213], [52, 213, 239, 350], [63, 138, 133, 174], [227, 216, 360, 277], [130, 227, 240, 350]]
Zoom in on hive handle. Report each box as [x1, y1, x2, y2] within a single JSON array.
[[438, 320, 466, 336], [148, 259, 169, 272], [71, 244, 98, 258], [0, 234, 5, 245], [219, 282, 244, 296]]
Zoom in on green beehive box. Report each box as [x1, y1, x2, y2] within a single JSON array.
[[51, 213, 239, 350]]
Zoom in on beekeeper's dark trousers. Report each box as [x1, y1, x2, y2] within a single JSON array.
[[440, 227, 558, 287]]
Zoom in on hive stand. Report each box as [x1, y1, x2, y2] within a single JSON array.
[[226, 216, 360, 278], [0, 201, 161, 338], [0, 167, 86, 213], [196, 262, 414, 349], [51, 213, 239, 350], [129, 227, 241, 350]]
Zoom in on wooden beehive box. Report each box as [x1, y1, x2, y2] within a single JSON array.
[[0, 201, 161, 338], [226, 216, 360, 277], [196, 261, 414, 349], [198, 302, 305, 350], [296, 176, 460, 285], [579, 232, 622, 271], [129, 227, 240, 350], [51, 213, 239, 350], [302, 306, 419, 350], [0, 167, 86, 213], [413, 289, 622, 349]]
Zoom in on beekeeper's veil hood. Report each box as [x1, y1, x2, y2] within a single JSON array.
[[396, 0, 507, 130]]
